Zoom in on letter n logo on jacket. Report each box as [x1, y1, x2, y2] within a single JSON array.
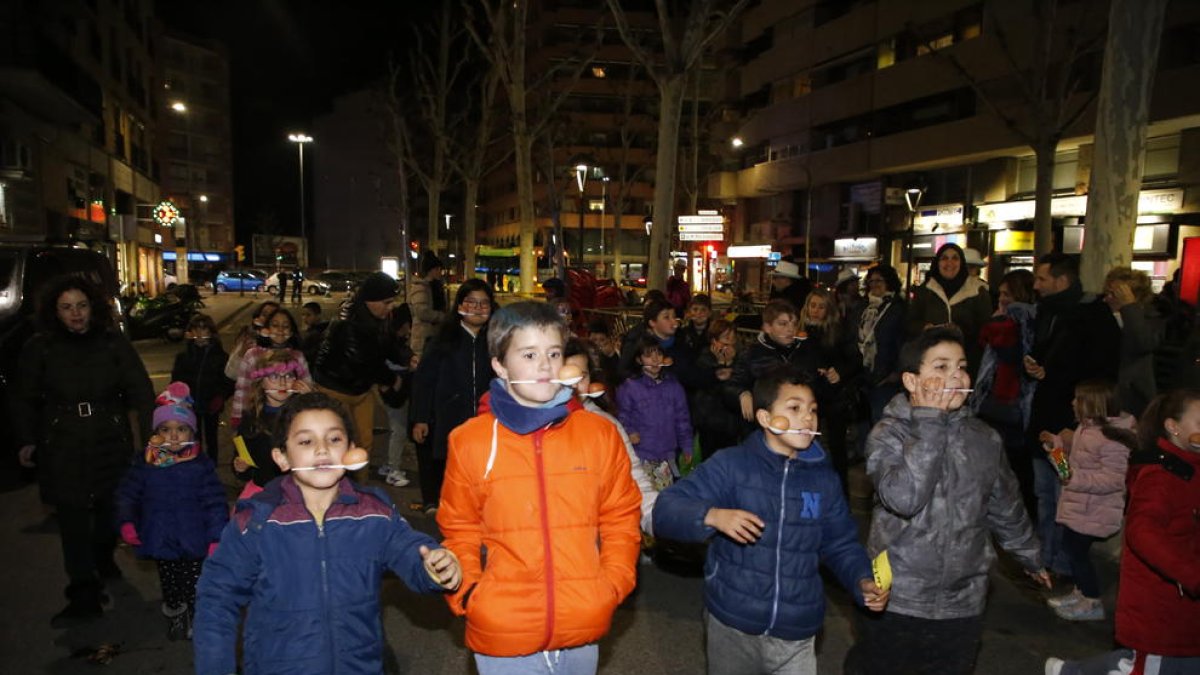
[[800, 492, 821, 519]]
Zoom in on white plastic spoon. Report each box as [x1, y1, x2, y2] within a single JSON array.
[[508, 376, 585, 386], [766, 416, 821, 436], [291, 461, 369, 472]]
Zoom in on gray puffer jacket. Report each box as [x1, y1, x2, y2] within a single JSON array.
[[865, 394, 1041, 620]]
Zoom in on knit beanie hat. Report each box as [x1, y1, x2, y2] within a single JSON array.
[[152, 381, 197, 431], [358, 272, 399, 302]]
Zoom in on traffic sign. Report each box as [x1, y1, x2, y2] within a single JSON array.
[[679, 232, 724, 241], [678, 215, 724, 225], [678, 223, 724, 233]]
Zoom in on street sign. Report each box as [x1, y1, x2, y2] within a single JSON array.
[[677, 215, 724, 225], [677, 223, 725, 233], [679, 232, 724, 241]]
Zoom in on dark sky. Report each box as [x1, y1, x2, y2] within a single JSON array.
[[155, 1, 437, 242]]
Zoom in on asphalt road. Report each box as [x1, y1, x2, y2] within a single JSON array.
[[0, 288, 1121, 673]]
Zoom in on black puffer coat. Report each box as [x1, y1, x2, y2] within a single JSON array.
[[312, 303, 393, 396], [13, 329, 154, 507], [411, 324, 493, 460]]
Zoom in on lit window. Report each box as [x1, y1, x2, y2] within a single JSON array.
[[592, 66, 607, 79]]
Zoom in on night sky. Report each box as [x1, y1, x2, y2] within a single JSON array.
[[155, 1, 437, 243]]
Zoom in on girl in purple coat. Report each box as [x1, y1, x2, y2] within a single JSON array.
[[115, 382, 228, 640], [617, 335, 694, 491]]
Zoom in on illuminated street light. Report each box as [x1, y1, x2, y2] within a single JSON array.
[[731, 136, 744, 148], [288, 133, 314, 264], [198, 194, 208, 203], [904, 186, 927, 292], [171, 101, 187, 113]]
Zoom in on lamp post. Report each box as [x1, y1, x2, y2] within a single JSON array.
[[904, 186, 926, 293], [599, 176, 609, 278], [288, 133, 314, 266], [574, 162, 589, 268], [444, 213, 453, 278]]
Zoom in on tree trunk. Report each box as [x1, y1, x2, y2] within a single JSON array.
[[463, 178, 479, 282], [1033, 136, 1058, 257], [648, 75, 685, 292], [514, 130, 537, 294], [1080, 0, 1168, 291], [426, 143, 443, 255]]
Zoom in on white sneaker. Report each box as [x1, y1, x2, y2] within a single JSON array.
[[1047, 588, 1084, 608], [1054, 597, 1105, 621], [386, 471, 410, 487], [377, 465, 395, 478], [1044, 657, 1065, 675]]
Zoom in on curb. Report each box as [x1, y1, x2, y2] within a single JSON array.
[[215, 300, 255, 330]]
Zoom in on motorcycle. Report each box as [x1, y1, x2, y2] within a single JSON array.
[[126, 285, 205, 341]]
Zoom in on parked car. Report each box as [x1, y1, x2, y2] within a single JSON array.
[[314, 270, 357, 293], [264, 271, 331, 296], [0, 245, 123, 486], [214, 270, 265, 293]]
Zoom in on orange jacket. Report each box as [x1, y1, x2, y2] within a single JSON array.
[[437, 408, 642, 657]]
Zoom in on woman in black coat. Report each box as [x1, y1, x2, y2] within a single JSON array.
[[409, 279, 495, 513], [14, 275, 154, 627], [906, 242, 992, 378], [857, 264, 907, 423]]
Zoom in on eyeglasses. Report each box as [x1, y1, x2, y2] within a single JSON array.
[[462, 298, 492, 308], [264, 372, 297, 382]]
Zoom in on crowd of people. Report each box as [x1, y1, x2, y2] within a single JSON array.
[[9, 244, 1200, 675]]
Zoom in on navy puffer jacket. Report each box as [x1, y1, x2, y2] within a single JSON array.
[[653, 431, 871, 640], [114, 454, 227, 560]]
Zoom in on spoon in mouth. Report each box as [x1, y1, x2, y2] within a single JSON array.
[[291, 461, 369, 472], [941, 388, 974, 393], [510, 364, 585, 387], [1189, 432, 1200, 450], [149, 441, 197, 450], [766, 416, 821, 436]]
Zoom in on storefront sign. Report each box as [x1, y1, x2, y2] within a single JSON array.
[[993, 230, 1034, 252], [978, 188, 1186, 224], [678, 215, 724, 225], [912, 204, 964, 233], [677, 223, 725, 233], [726, 244, 773, 258], [1063, 224, 1171, 255], [680, 232, 724, 241], [833, 237, 878, 258]]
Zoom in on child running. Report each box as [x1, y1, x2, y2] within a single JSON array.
[[437, 301, 641, 674], [1045, 388, 1200, 675], [194, 392, 461, 675], [654, 365, 888, 674], [845, 327, 1050, 675], [617, 334, 694, 490], [115, 382, 228, 640], [1039, 379, 1136, 621]]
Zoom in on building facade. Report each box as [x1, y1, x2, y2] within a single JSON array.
[[0, 0, 171, 293], [714, 0, 1200, 292], [159, 33, 235, 278]]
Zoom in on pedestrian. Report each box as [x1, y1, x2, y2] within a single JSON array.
[[731, 299, 832, 424], [691, 319, 744, 460], [1024, 253, 1121, 584], [857, 265, 907, 424], [171, 313, 234, 464], [229, 308, 311, 429], [311, 272, 399, 456], [194, 392, 462, 675], [409, 251, 446, 356], [666, 260, 692, 313], [835, 269, 864, 339], [409, 279, 494, 514], [768, 260, 812, 312], [232, 349, 312, 494], [436, 302, 641, 674], [619, 297, 705, 390], [844, 327, 1050, 675], [276, 269, 288, 304], [224, 301, 279, 380], [115, 382, 227, 640], [13, 274, 155, 627], [298, 300, 327, 364], [617, 334, 694, 489], [799, 287, 860, 490], [678, 293, 713, 358], [1103, 266, 1163, 417], [906, 242, 992, 379], [291, 267, 303, 303], [586, 317, 620, 390], [377, 304, 415, 488], [655, 366, 889, 675], [1044, 388, 1200, 675], [1038, 379, 1136, 622]]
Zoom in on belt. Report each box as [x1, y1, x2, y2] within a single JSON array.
[[51, 401, 121, 418]]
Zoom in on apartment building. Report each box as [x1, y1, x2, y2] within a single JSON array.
[[715, 0, 1200, 289]]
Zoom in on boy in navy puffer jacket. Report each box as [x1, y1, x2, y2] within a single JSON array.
[[114, 382, 228, 640], [654, 366, 888, 674]]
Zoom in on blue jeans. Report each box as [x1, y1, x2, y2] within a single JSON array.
[[1033, 456, 1070, 575], [474, 644, 599, 675], [384, 402, 408, 470]]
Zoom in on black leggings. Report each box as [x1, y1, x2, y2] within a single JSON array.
[[845, 610, 983, 675], [1060, 526, 1102, 598], [157, 559, 204, 608], [415, 441, 446, 508], [58, 497, 117, 591]]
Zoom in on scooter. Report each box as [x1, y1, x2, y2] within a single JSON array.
[[126, 285, 204, 341]]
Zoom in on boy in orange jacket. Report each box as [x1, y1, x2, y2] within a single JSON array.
[[437, 301, 642, 674]]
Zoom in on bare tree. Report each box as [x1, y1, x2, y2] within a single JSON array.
[[925, 0, 1105, 255], [1079, 0, 1169, 289], [383, 63, 416, 285], [466, 0, 597, 293], [603, 60, 655, 282], [606, 0, 749, 291]]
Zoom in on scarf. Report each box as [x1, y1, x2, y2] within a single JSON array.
[[488, 378, 573, 434], [858, 294, 892, 371], [145, 441, 200, 468]]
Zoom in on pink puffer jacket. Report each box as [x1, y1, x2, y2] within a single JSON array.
[[1054, 414, 1136, 538]]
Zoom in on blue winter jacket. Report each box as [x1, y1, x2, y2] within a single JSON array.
[[114, 454, 227, 560], [193, 476, 447, 675], [653, 431, 871, 640], [616, 373, 693, 462]]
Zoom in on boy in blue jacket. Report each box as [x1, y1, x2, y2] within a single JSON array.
[[193, 393, 461, 675], [654, 365, 888, 674]]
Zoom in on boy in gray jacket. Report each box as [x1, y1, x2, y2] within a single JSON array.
[[845, 327, 1051, 675]]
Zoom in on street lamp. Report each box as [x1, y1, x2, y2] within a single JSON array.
[[170, 101, 187, 113], [731, 136, 744, 148], [574, 162, 589, 266], [599, 176, 610, 278], [444, 213, 453, 277], [904, 185, 926, 292], [288, 133, 314, 266]]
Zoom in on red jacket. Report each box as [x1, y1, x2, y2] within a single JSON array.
[[438, 390, 642, 657], [1115, 438, 1200, 657]]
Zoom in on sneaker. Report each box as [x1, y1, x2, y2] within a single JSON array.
[[1054, 597, 1105, 621], [164, 603, 189, 641], [50, 598, 103, 628], [1046, 587, 1084, 609], [1044, 657, 1065, 675], [423, 504, 438, 516], [386, 471, 410, 487], [377, 465, 395, 478]]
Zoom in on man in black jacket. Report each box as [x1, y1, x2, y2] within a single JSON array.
[[1024, 253, 1121, 579]]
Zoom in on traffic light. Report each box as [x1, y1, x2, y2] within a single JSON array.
[[410, 240, 420, 251], [705, 244, 717, 259], [234, 245, 245, 262]]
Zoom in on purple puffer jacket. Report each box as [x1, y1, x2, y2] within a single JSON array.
[[616, 374, 693, 463], [1055, 414, 1136, 538]]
